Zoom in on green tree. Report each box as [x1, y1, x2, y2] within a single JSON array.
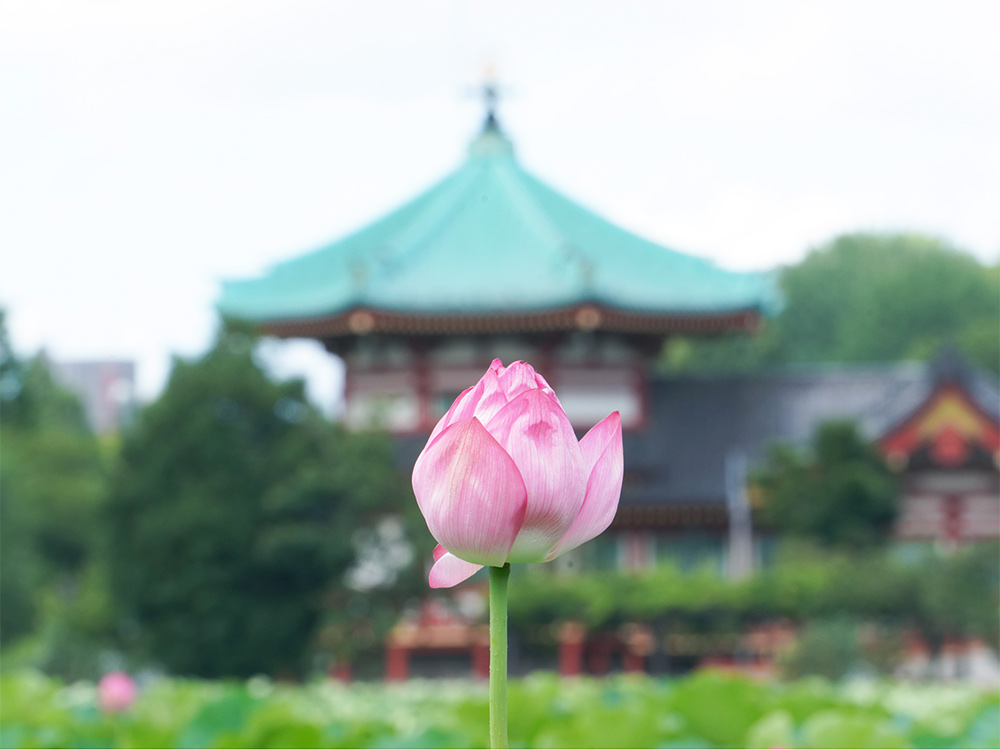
[[755, 421, 898, 549], [0, 312, 108, 649], [106, 321, 415, 678], [917, 543, 1000, 643], [664, 233, 1000, 373]]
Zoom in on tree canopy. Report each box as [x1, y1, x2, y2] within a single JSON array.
[[106, 322, 415, 678], [754, 421, 898, 549], [0, 312, 108, 648], [664, 233, 999, 374]]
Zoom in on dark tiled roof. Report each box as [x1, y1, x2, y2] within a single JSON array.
[[390, 352, 999, 513], [625, 356, 998, 508]]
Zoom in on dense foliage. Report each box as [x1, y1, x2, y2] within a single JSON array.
[[0, 313, 112, 675], [755, 421, 898, 549], [507, 544, 999, 645], [105, 322, 418, 678], [2, 669, 997, 749], [664, 233, 1000, 374]]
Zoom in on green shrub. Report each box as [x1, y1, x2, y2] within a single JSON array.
[[508, 545, 998, 656], [779, 618, 860, 681]]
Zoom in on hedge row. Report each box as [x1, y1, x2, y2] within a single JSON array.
[[507, 544, 998, 640]]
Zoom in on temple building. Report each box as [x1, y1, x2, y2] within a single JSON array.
[[218, 96, 775, 432], [622, 348, 999, 571], [218, 103, 998, 575], [878, 349, 999, 548]]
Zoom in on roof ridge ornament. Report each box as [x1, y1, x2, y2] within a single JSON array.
[[482, 78, 499, 131], [465, 68, 515, 159], [478, 64, 503, 132]]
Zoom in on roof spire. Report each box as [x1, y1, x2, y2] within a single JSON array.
[[480, 63, 501, 132], [466, 64, 514, 158]]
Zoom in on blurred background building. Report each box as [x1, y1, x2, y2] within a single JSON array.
[[50, 359, 136, 435], [218, 101, 1000, 578]]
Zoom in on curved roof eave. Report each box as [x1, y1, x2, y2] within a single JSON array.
[[217, 124, 780, 333]]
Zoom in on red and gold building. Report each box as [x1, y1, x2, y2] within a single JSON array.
[[219, 110, 775, 439], [880, 349, 1000, 547], [219, 110, 998, 573]]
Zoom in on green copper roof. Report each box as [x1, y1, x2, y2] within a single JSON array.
[[218, 124, 777, 323]]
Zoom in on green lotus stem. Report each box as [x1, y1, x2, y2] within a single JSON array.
[[489, 563, 510, 749]]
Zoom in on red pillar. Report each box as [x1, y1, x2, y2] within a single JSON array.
[[472, 643, 490, 679], [413, 344, 432, 432], [943, 494, 963, 545], [385, 643, 409, 681], [329, 661, 352, 682], [587, 635, 613, 676], [621, 623, 654, 674], [558, 622, 586, 677], [623, 651, 645, 673]]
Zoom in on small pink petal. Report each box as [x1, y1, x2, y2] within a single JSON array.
[[498, 361, 538, 399], [550, 412, 623, 558], [424, 370, 508, 455], [579, 411, 622, 471], [533, 372, 562, 406], [432, 544, 448, 562], [472, 368, 508, 424], [486, 390, 587, 562], [412, 418, 527, 567], [425, 384, 477, 450], [429, 551, 484, 588]]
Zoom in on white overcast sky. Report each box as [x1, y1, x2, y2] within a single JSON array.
[[2, 0, 998, 413]]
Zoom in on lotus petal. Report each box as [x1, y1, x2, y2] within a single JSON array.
[[429, 550, 484, 588], [550, 412, 623, 559], [486, 390, 586, 562], [412, 417, 527, 567], [498, 360, 538, 399]]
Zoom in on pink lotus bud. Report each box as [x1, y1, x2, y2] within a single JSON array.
[[97, 671, 137, 713], [413, 359, 623, 588]]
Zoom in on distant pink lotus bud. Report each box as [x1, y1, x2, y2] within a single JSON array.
[[413, 359, 623, 588], [97, 671, 137, 713]]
